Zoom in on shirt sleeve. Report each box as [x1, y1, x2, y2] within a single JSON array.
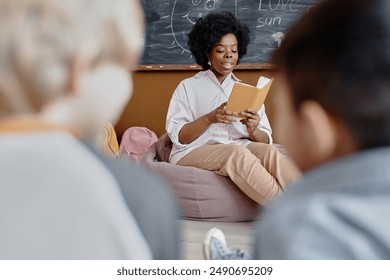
[[165, 82, 192, 148], [257, 105, 273, 144]]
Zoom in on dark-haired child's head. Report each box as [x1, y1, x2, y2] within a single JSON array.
[[271, 0, 390, 171]]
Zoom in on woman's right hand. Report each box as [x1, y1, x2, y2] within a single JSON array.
[[178, 102, 237, 144], [207, 102, 238, 124]]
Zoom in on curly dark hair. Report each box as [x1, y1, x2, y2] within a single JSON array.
[[188, 11, 250, 70]]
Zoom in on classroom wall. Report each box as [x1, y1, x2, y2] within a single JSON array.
[[115, 69, 277, 141]]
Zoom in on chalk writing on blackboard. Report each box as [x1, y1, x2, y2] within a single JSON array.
[[141, 0, 318, 67]]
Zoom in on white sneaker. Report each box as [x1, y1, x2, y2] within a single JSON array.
[[202, 227, 251, 260], [203, 227, 227, 260]]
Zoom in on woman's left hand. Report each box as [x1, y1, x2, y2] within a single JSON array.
[[240, 109, 260, 135]]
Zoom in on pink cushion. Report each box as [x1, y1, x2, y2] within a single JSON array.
[[142, 134, 260, 222]]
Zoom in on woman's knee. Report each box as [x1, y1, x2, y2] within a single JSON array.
[[225, 144, 249, 153], [224, 144, 255, 160], [248, 143, 278, 156]]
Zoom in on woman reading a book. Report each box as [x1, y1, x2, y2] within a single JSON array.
[[166, 11, 300, 205]]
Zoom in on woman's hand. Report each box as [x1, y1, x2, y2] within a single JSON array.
[[208, 102, 238, 124], [240, 109, 269, 143], [178, 102, 238, 144], [240, 109, 260, 134]]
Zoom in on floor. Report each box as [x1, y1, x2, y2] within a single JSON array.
[[180, 219, 254, 260]]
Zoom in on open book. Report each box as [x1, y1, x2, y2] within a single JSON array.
[[225, 76, 273, 118]]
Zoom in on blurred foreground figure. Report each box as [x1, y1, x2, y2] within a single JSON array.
[[0, 0, 180, 259], [204, 0, 390, 260]]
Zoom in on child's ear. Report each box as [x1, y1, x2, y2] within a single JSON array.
[[67, 42, 100, 94], [299, 100, 338, 161]]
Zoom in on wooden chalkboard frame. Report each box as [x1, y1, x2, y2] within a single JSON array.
[[139, 0, 318, 71], [136, 63, 276, 71]]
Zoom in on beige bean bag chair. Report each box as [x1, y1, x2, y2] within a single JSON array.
[[142, 134, 260, 222]]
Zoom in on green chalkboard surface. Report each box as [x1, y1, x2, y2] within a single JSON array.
[[140, 0, 320, 69]]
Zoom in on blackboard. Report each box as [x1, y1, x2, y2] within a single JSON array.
[[140, 0, 320, 70]]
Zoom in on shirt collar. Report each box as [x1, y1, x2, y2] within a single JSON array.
[[195, 69, 242, 83], [230, 72, 241, 82]]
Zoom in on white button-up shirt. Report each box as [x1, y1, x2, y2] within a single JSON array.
[[166, 70, 273, 164]]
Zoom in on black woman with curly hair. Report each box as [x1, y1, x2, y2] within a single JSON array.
[[166, 11, 300, 205]]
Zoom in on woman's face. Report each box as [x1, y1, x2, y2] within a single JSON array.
[[209, 33, 238, 83]]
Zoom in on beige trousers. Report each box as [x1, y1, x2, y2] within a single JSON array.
[[177, 143, 301, 205]]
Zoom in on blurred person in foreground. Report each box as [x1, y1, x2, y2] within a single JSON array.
[[203, 0, 390, 259], [0, 0, 180, 259]]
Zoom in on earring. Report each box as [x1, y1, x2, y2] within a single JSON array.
[[208, 60, 211, 66]]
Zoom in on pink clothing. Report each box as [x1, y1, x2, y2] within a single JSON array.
[[166, 70, 272, 164], [119, 126, 158, 163]]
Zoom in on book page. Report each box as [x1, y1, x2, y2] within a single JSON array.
[[226, 77, 273, 118], [257, 76, 271, 88]]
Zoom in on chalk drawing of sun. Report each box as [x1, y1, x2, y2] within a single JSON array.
[[167, 0, 238, 60], [141, 0, 238, 63]]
